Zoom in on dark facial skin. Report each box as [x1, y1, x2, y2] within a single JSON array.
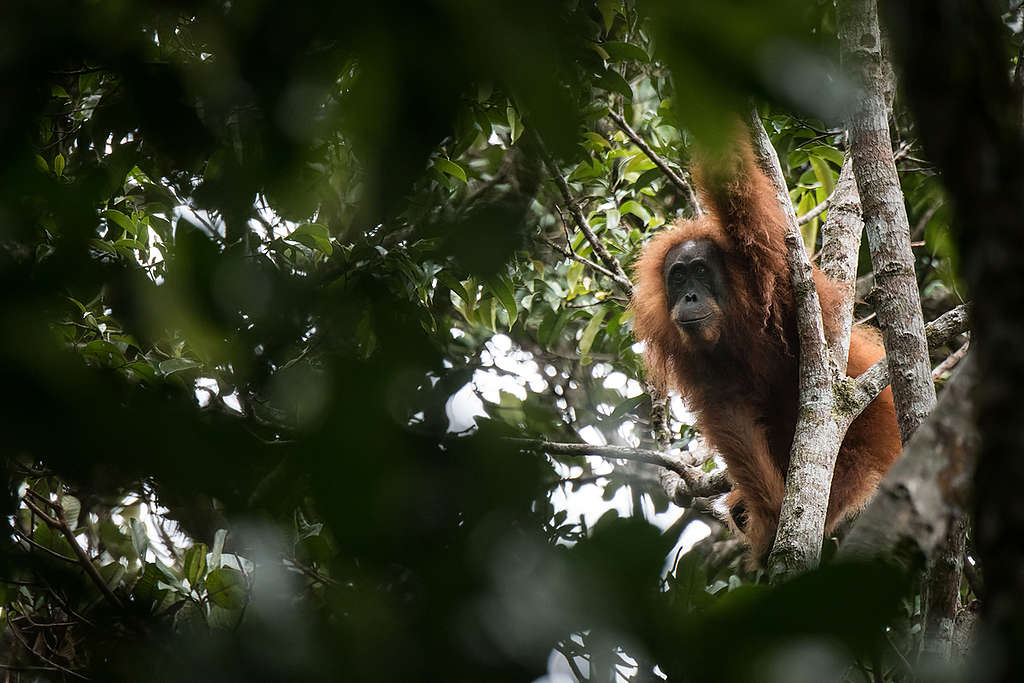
[[662, 239, 727, 334]]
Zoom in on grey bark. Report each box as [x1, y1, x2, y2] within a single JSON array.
[[797, 191, 834, 226], [839, 0, 936, 442], [851, 305, 970, 417], [749, 112, 853, 581], [507, 437, 730, 500], [817, 156, 864, 374], [920, 516, 967, 664]]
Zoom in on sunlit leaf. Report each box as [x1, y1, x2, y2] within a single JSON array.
[[809, 156, 835, 197], [206, 567, 248, 610], [286, 223, 333, 255], [184, 543, 209, 587], [620, 200, 651, 225], [102, 209, 136, 236], [433, 157, 467, 183], [487, 276, 518, 327], [60, 495, 80, 530], [159, 358, 202, 376], [579, 307, 608, 355], [602, 41, 650, 63]]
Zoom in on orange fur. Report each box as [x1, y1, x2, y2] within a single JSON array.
[[630, 135, 902, 565]]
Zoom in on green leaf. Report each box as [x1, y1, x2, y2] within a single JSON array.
[[158, 358, 202, 376], [183, 543, 209, 587], [51, 84, 70, 99], [579, 307, 608, 355], [286, 223, 333, 255], [539, 309, 571, 349], [619, 200, 651, 226], [35, 154, 49, 173], [632, 167, 663, 190], [487, 276, 518, 327], [436, 270, 470, 303], [507, 106, 523, 143], [433, 157, 467, 183], [149, 215, 172, 241], [582, 131, 610, 148], [798, 192, 818, 251], [476, 297, 496, 331], [206, 567, 248, 610], [133, 563, 169, 607], [102, 209, 136, 236], [210, 529, 227, 570], [81, 339, 126, 366], [174, 600, 207, 635], [53, 153, 65, 177], [89, 238, 117, 255], [597, 0, 617, 33], [130, 518, 149, 559], [609, 395, 647, 423], [594, 69, 633, 102], [98, 562, 126, 593], [207, 604, 244, 630], [602, 41, 650, 63], [808, 144, 845, 166], [60, 495, 81, 530], [809, 156, 835, 197], [79, 71, 101, 94], [605, 208, 620, 231], [565, 261, 585, 295], [115, 238, 147, 251], [568, 159, 604, 181], [622, 154, 657, 176]]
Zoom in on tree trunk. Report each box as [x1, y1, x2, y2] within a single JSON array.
[[920, 517, 967, 664], [838, 0, 936, 442], [873, 2, 1024, 677]]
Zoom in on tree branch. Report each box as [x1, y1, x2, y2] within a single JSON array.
[[851, 304, 970, 414], [840, 0, 936, 442], [507, 437, 730, 499], [542, 237, 624, 284], [23, 492, 123, 609], [748, 111, 852, 581], [932, 339, 970, 381], [797, 191, 834, 226], [817, 155, 863, 373], [606, 110, 703, 216], [539, 152, 634, 294]]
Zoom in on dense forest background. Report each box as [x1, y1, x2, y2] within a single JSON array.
[[0, 1, 1021, 681]]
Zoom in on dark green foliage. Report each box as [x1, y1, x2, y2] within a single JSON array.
[[0, 1, 967, 681]]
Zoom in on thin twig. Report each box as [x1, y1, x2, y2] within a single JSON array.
[[6, 616, 89, 680], [932, 339, 970, 381], [542, 237, 622, 283], [797, 191, 835, 225], [283, 557, 340, 587], [507, 437, 730, 498], [606, 110, 702, 215], [22, 495, 123, 609], [536, 145, 633, 294], [11, 526, 78, 564]]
